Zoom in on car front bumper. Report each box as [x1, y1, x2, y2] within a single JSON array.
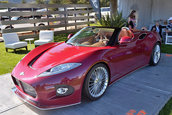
[[12, 87, 81, 110], [11, 65, 87, 110]]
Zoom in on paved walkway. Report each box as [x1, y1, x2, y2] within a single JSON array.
[[0, 54, 172, 115]]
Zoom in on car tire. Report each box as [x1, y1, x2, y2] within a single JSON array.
[[149, 43, 161, 66], [38, 23, 45, 32], [83, 63, 109, 100], [5, 26, 14, 29], [38, 23, 45, 27]]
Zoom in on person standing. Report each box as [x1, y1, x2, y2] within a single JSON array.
[[166, 17, 172, 32], [162, 17, 172, 43], [128, 10, 137, 30], [151, 21, 166, 38]]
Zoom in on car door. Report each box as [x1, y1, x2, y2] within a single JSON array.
[[134, 31, 149, 65], [107, 37, 144, 81]]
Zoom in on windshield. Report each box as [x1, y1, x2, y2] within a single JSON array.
[[66, 27, 115, 47], [11, 17, 19, 20]]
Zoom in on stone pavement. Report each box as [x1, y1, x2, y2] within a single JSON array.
[[0, 53, 172, 115]]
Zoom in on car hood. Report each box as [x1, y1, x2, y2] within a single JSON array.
[[30, 43, 102, 69], [12, 42, 107, 81]]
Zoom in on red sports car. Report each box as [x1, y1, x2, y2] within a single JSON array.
[[11, 26, 161, 110]]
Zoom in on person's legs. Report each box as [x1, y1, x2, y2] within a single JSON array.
[[162, 32, 166, 44]]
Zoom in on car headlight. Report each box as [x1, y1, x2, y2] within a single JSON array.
[[37, 63, 82, 77]]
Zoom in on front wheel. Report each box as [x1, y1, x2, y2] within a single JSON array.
[[149, 43, 161, 66], [83, 63, 109, 100]]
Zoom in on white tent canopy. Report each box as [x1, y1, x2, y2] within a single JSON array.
[[118, 0, 172, 29]]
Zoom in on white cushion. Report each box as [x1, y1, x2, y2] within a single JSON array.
[[0, 37, 4, 42], [5, 41, 27, 49], [34, 40, 52, 46], [39, 31, 54, 41], [2, 33, 20, 45]]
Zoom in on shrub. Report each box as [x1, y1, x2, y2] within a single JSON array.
[[0, 1, 8, 3], [98, 12, 128, 28]]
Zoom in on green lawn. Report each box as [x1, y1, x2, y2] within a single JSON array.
[[161, 44, 172, 54], [159, 98, 172, 115], [0, 43, 27, 74]]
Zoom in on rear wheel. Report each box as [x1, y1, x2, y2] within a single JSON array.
[[5, 26, 14, 29], [38, 23, 45, 27], [149, 43, 161, 66], [83, 63, 109, 100], [37, 23, 45, 32]]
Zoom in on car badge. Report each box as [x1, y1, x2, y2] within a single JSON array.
[[20, 72, 24, 76]]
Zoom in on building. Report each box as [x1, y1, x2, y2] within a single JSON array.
[[118, 0, 172, 29]]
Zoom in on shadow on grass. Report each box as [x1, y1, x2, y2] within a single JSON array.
[[7, 50, 30, 54]]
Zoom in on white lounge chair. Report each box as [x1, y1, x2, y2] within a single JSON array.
[[34, 30, 54, 47], [2, 33, 28, 53], [165, 32, 172, 45]]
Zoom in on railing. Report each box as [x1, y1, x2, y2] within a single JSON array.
[[0, 3, 95, 40]]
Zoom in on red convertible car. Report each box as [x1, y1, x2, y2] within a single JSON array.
[[11, 26, 161, 110]]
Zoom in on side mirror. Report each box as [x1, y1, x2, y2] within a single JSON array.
[[67, 33, 74, 39], [119, 36, 132, 44]]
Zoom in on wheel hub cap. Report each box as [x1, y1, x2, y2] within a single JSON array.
[[153, 45, 160, 64], [88, 67, 109, 98]]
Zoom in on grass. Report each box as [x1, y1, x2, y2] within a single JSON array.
[[161, 44, 172, 54], [90, 23, 101, 27], [0, 44, 27, 74], [159, 98, 172, 115]]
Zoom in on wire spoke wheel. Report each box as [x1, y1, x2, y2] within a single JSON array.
[[88, 66, 109, 98], [153, 44, 161, 64], [149, 43, 161, 66]]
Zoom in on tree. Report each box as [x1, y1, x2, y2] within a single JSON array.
[[36, 0, 46, 4], [60, 0, 72, 4], [75, 0, 88, 4], [0, 1, 8, 3], [70, 0, 78, 4], [21, 0, 26, 3], [110, 0, 117, 15], [49, 0, 89, 4], [100, 0, 110, 7], [49, 0, 61, 4]]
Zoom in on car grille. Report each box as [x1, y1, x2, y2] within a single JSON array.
[[12, 76, 37, 98]]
